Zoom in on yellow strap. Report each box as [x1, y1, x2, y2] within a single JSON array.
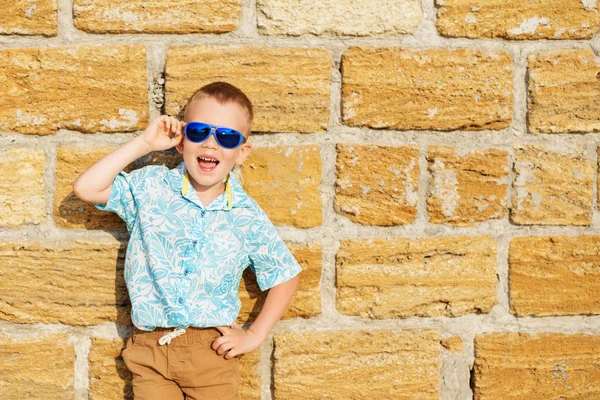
[[225, 174, 232, 210], [182, 170, 232, 210], [182, 170, 190, 197]]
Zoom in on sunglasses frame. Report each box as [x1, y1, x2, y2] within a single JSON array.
[[183, 121, 246, 150]]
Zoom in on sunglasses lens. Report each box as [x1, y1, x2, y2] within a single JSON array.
[[186, 124, 211, 142], [215, 129, 242, 149]]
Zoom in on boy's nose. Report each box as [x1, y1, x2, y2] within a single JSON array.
[[201, 133, 219, 148]]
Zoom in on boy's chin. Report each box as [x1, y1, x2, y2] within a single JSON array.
[[191, 175, 225, 190]]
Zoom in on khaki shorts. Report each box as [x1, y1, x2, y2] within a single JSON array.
[[122, 326, 240, 400]]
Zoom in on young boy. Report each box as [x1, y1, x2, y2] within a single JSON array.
[[73, 82, 301, 399]]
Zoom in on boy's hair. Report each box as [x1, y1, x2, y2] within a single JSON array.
[[183, 81, 254, 135]]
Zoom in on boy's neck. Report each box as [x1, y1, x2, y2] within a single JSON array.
[[191, 179, 226, 207]]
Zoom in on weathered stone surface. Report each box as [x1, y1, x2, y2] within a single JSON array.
[[273, 329, 440, 399], [0, 0, 57, 36], [437, 0, 600, 39], [89, 338, 132, 400], [0, 334, 74, 399], [427, 146, 509, 226], [336, 236, 497, 318], [257, 0, 422, 36], [0, 148, 46, 227], [239, 243, 321, 322], [598, 146, 600, 210], [441, 335, 464, 353], [474, 332, 600, 398], [55, 147, 135, 229], [509, 235, 600, 316], [165, 46, 331, 133], [511, 145, 594, 225], [335, 144, 418, 225], [342, 47, 513, 130], [238, 346, 261, 400], [0, 240, 130, 325], [241, 146, 322, 228], [528, 49, 600, 133], [0, 45, 148, 134], [74, 0, 241, 33]]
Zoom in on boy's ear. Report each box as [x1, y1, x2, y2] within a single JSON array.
[[235, 141, 252, 165], [175, 140, 184, 154]]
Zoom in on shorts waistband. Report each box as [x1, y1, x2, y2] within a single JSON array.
[[132, 326, 221, 346]]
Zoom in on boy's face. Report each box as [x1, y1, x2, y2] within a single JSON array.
[[177, 96, 252, 191]]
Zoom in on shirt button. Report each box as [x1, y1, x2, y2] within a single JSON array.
[[178, 297, 184, 304], [200, 210, 206, 217], [184, 269, 189, 275]]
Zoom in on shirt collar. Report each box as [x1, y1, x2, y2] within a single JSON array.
[[166, 161, 252, 210]]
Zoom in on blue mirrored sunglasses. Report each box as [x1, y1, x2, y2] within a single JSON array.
[[183, 121, 246, 149]]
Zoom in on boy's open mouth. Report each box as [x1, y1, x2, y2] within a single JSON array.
[[197, 156, 220, 171]]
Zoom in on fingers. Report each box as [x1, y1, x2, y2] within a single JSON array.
[[160, 115, 182, 136], [211, 334, 228, 351], [160, 115, 170, 133], [171, 130, 183, 146], [224, 350, 236, 359], [212, 325, 244, 358], [212, 336, 235, 356], [216, 341, 235, 357]]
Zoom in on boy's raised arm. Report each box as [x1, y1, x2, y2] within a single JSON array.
[[72, 115, 184, 204]]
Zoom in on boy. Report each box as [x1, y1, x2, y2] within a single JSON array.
[[72, 82, 301, 399]]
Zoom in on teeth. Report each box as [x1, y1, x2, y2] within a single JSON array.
[[198, 156, 218, 163]]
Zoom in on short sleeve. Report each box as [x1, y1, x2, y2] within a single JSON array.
[[93, 170, 139, 231], [247, 207, 302, 291]]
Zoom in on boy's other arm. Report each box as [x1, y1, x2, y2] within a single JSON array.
[[212, 274, 300, 359], [248, 274, 299, 340], [72, 136, 151, 204], [72, 115, 184, 204]]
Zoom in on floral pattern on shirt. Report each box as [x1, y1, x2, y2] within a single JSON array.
[[94, 162, 302, 331]]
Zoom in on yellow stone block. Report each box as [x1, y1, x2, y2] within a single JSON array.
[[0, 0, 57, 36], [427, 146, 509, 226], [511, 144, 594, 225], [0, 148, 46, 227], [342, 47, 513, 130], [241, 146, 322, 228], [528, 49, 600, 133], [0, 240, 130, 325], [336, 236, 497, 318], [509, 235, 600, 316], [474, 332, 600, 398], [335, 144, 419, 226], [257, 0, 422, 36], [438, 0, 600, 39], [74, 0, 241, 33], [273, 329, 440, 399], [0, 45, 148, 134], [0, 334, 74, 399], [89, 338, 132, 400]]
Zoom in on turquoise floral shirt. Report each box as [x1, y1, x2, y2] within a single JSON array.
[[94, 161, 302, 331]]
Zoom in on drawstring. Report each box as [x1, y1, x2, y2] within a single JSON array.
[[158, 328, 186, 345]]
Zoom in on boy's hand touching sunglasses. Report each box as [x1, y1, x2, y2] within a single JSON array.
[[140, 117, 246, 152], [140, 115, 186, 152]]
